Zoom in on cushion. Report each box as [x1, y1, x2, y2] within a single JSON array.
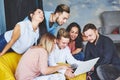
[[0, 52, 22, 80], [111, 27, 119, 34], [57, 63, 86, 80], [68, 73, 86, 80], [104, 26, 119, 34], [101, 11, 120, 34]]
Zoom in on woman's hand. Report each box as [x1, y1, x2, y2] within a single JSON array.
[[0, 24, 20, 56], [0, 52, 3, 56]]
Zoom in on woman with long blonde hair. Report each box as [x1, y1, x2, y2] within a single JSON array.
[[15, 33, 69, 80]]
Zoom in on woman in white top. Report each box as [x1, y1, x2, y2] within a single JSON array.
[[0, 8, 44, 56]]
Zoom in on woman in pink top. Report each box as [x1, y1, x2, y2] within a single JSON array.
[[15, 33, 69, 80], [66, 22, 84, 61]]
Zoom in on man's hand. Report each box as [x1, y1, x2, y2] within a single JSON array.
[[90, 67, 94, 72], [65, 68, 75, 79]]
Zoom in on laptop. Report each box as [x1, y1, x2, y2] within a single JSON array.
[[74, 57, 99, 76]]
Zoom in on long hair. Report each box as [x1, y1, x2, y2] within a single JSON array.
[[38, 33, 56, 54], [28, 8, 43, 21], [28, 8, 37, 21], [66, 22, 82, 38]]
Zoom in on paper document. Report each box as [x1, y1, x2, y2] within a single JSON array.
[[74, 57, 99, 76]]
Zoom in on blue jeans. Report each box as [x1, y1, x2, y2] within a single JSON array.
[[0, 33, 7, 52], [73, 52, 85, 61]]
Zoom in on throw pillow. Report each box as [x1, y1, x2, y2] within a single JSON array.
[[111, 27, 119, 34], [0, 52, 22, 80]]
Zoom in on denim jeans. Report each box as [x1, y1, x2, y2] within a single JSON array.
[[73, 52, 85, 61], [0, 33, 7, 52]]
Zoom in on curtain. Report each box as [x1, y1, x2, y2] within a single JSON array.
[[0, 0, 6, 35], [4, 0, 47, 36]]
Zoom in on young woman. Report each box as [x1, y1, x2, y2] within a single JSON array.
[[0, 8, 44, 56], [15, 33, 69, 80], [66, 22, 84, 60]]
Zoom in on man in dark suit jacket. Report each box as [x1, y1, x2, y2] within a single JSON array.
[[83, 23, 120, 80]]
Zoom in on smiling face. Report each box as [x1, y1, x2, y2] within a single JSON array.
[[31, 9, 44, 23], [84, 29, 98, 43], [57, 36, 70, 49], [56, 11, 70, 26], [69, 26, 79, 41]]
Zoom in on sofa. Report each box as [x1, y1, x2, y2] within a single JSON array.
[[0, 52, 87, 80], [0, 52, 22, 80], [99, 11, 120, 43]]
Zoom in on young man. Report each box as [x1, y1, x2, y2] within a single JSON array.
[[24, 4, 70, 35], [44, 4, 70, 35], [48, 28, 83, 79], [83, 23, 120, 80]]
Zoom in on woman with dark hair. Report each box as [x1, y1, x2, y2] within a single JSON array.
[[0, 8, 44, 56], [66, 22, 84, 60]]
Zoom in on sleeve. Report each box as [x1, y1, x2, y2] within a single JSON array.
[[97, 37, 115, 66], [39, 49, 48, 73], [84, 43, 92, 60], [48, 51, 66, 74], [66, 47, 81, 65], [75, 37, 83, 48], [48, 52, 57, 66]]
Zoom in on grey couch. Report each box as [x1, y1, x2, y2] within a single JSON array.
[[99, 11, 120, 43]]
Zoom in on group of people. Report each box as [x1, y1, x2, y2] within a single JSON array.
[[0, 3, 120, 80]]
